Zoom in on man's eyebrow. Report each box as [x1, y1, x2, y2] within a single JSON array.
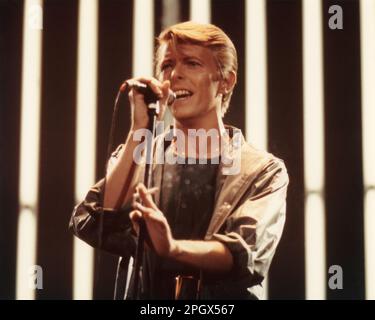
[[161, 54, 204, 64], [182, 55, 204, 63], [183, 55, 201, 60], [161, 58, 173, 64]]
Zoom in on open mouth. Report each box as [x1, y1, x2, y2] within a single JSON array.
[[174, 89, 193, 101]]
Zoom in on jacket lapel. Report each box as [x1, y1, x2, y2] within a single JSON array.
[[149, 126, 259, 238], [206, 137, 255, 238], [151, 130, 173, 206]]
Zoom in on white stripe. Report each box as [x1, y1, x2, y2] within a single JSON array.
[[190, 0, 211, 24], [245, 0, 268, 298], [16, 0, 43, 300], [160, 0, 180, 127], [133, 0, 154, 77], [360, 0, 375, 300], [246, 0, 267, 151], [364, 190, 375, 299], [124, 0, 154, 298], [305, 194, 326, 299], [162, 0, 180, 28], [73, 0, 98, 300], [302, 0, 326, 299]]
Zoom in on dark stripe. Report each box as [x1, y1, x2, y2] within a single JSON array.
[[266, 0, 305, 299], [154, 0, 162, 37], [155, 1, 190, 37], [36, 0, 78, 299], [0, 0, 24, 300], [93, 0, 134, 299], [211, 0, 246, 131], [323, 0, 364, 299], [180, 0, 190, 22]]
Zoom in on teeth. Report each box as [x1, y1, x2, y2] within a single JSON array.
[[174, 89, 192, 98]]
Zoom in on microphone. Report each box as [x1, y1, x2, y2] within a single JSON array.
[[120, 80, 176, 106]]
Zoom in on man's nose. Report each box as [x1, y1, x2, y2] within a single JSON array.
[[170, 63, 184, 81]]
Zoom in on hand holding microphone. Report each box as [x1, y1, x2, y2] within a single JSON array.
[[121, 77, 175, 130], [121, 79, 176, 106]]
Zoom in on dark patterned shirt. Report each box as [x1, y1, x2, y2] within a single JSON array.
[[142, 155, 220, 299]]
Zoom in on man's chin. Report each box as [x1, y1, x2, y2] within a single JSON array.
[[170, 106, 196, 120]]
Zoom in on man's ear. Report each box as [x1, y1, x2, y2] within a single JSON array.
[[220, 71, 237, 94]]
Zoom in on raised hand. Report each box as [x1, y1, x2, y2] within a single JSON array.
[[130, 183, 177, 257]]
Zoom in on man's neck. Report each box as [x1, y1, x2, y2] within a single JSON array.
[[173, 107, 224, 132], [172, 108, 226, 159]]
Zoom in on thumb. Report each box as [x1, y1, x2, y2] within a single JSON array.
[[129, 210, 142, 235], [159, 80, 171, 118], [161, 80, 171, 96]]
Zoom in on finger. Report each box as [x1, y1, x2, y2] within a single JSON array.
[[133, 186, 159, 199], [130, 207, 158, 252], [129, 210, 142, 235], [132, 186, 159, 208], [132, 190, 139, 208], [128, 89, 135, 104], [137, 183, 159, 210], [134, 201, 154, 217], [159, 80, 171, 119], [130, 209, 142, 221], [135, 203, 166, 229], [134, 77, 163, 99], [160, 80, 171, 105]]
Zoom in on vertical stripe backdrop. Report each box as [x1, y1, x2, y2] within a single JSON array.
[[0, 0, 373, 299]]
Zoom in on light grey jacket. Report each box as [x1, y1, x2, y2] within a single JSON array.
[[69, 127, 289, 299]]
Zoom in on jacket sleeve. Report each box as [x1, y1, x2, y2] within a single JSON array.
[[211, 158, 289, 286], [68, 145, 137, 257]]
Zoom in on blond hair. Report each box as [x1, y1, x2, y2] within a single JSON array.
[[155, 21, 238, 116]]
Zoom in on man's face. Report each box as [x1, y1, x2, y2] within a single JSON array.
[[158, 43, 222, 123]]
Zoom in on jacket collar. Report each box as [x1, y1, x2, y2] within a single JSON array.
[[149, 125, 258, 235]]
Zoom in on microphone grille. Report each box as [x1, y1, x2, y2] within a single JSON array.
[[167, 90, 176, 106]]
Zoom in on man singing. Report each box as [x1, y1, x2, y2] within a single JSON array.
[[69, 21, 289, 300]]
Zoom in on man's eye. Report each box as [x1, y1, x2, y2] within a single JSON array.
[[161, 63, 172, 71], [187, 60, 201, 67]]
